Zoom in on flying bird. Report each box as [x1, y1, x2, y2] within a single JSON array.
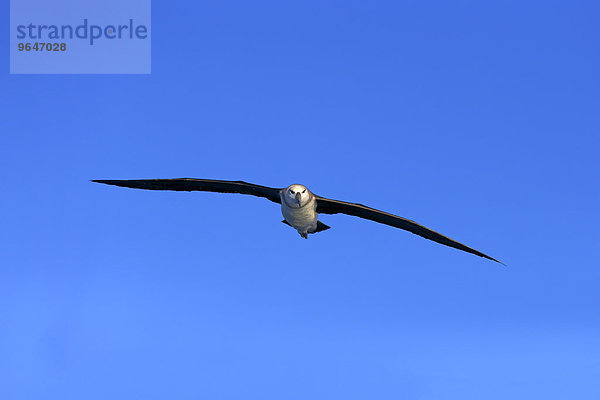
[[93, 178, 502, 263]]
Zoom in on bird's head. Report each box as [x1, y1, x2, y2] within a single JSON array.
[[284, 184, 311, 208]]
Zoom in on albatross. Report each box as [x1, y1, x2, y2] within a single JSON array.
[[93, 178, 502, 264]]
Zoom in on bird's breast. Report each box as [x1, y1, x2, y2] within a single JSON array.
[[281, 201, 317, 229]]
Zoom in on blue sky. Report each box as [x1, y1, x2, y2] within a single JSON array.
[[2, 1, 599, 399]]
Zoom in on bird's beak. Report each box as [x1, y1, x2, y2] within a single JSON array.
[[295, 192, 301, 205]]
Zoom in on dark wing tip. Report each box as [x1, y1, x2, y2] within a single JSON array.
[[494, 258, 507, 267], [92, 179, 120, 186], [471, 248, 504, 265], [91, 179, 153, 189], [482, 254, 506, 266]]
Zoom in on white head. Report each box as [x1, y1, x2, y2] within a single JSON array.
[[283, 184, 312, 208]]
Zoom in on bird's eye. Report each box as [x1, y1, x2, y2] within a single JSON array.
[[302, 189, 306, 193], [289, 189, 295, 194]]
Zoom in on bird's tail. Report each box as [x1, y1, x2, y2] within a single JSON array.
[[281, 220, 331, 234]]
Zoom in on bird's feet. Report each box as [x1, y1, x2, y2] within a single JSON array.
[[298, 230, 308, 239]]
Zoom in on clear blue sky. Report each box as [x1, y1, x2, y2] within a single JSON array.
[[2, 1, 599, 399]]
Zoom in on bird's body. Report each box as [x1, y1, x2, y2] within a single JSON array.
[[92, 178, 503, 264], [280, 184, 318, 238]]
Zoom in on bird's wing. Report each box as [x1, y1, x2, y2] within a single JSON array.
[[315, 196, 502, 264], [93, 178, 282, 204]]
